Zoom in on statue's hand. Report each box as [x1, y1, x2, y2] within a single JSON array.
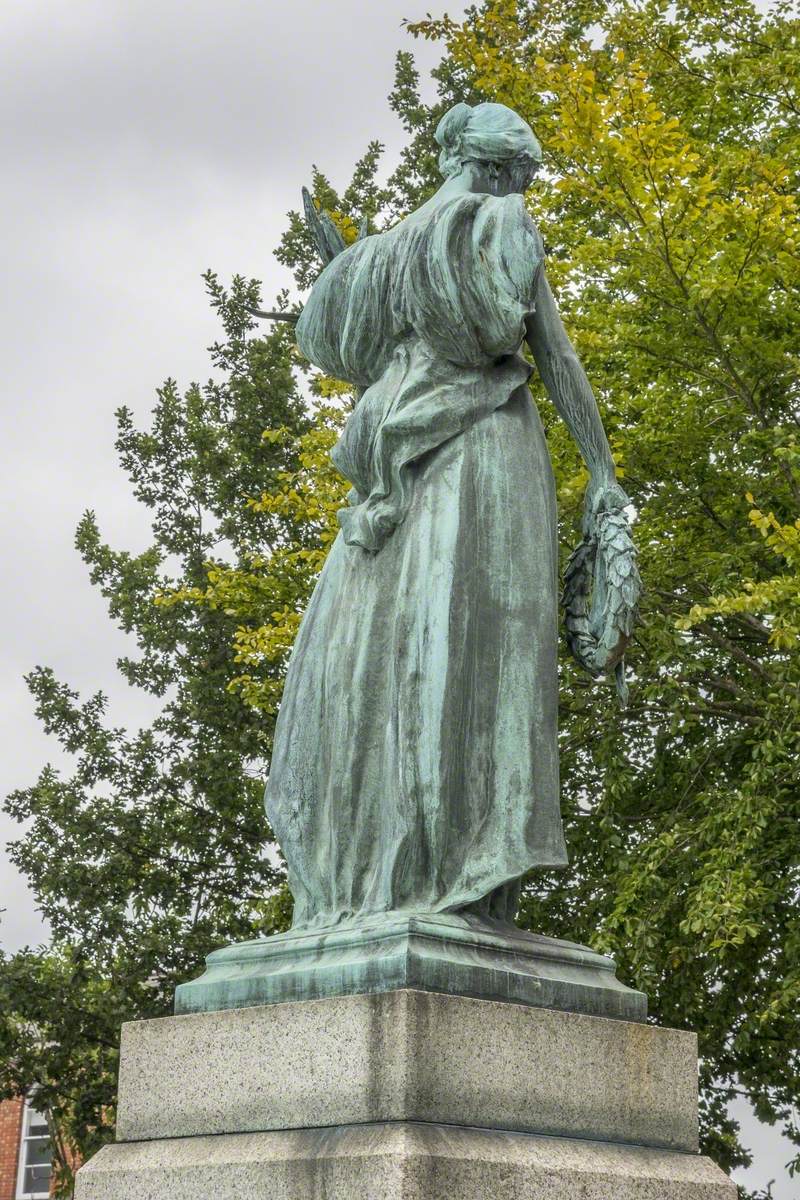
[[582, 474, 631, 534]]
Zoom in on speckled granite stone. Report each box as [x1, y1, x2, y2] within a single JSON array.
[[116, 990, 697, 1151], [75, 1121, 736, 1200]]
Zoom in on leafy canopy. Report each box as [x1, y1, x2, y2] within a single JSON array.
[[399, 0, 800, 1179]]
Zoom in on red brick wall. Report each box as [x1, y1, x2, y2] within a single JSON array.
[[0, 1096, 23, 1200]]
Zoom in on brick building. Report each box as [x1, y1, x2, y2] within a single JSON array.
[[0, 1097, 52, 1199]]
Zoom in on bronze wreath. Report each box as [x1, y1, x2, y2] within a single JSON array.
[[562, 503, 641, 705]]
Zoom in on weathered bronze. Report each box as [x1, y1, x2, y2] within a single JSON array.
[[175, 101, 641, 1017]]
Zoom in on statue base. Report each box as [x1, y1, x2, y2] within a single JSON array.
[[75, 1122, 736, 1199], [75, 989, 735, 1199], [173, 911, 647, 1022]]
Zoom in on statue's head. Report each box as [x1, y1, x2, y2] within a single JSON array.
[[435, 102, 542, 195]]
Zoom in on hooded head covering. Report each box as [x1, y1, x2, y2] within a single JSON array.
[[435, 101, 542, 179]]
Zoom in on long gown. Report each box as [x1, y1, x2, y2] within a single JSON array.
[[265, 189, 568, 931]]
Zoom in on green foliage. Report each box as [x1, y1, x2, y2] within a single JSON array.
[[0, 274, 309, 1189], [401, 0, 800, 1177], [159, 404, 350, 715], [739, 1184, 776, 1200], [0, 946, 120, 1193]]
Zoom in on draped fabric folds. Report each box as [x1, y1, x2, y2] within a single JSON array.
[[265, 190, 568, 931]]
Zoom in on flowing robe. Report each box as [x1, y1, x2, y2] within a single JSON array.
[[265, 191, 568, 930]]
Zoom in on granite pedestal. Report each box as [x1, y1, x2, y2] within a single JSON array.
[[75, 989, 736, 1199]]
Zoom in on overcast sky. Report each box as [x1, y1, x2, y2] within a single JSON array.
[[0, 2, 793, 1193]]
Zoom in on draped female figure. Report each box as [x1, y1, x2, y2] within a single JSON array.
[[265, 102, 635, 932]]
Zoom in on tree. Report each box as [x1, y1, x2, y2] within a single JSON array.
[[400, 0, 800, 1179], [0, 274, 310, 1190]]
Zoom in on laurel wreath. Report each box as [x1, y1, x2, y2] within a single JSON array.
[[562, 503, 641, 706]]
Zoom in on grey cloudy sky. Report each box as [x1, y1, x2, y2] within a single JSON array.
[[0, 2, 793, 1193]]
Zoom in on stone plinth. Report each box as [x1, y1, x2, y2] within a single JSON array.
[[75, 990, 736, 1200], [76, 1123, 736, 1199], [174, 912, 647, 1022], [117, 990, 694, 1149]]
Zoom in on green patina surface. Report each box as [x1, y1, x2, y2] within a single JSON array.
[[177, 102, 640, 1015], [174, 913, 646, 1021]]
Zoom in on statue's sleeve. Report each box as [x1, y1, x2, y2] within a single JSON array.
[[466, 193, 545, 355], [405, 193, 545, 366]]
